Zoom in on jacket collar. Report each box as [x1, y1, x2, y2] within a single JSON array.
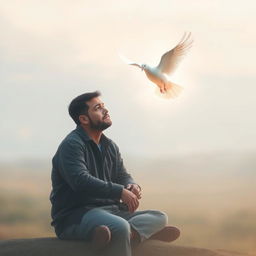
[[75, 125, 110, 146]]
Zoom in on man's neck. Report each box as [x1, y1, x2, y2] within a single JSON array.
[[81, 125, 102, 144]]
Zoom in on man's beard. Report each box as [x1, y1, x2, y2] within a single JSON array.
[[88, 115, 112, 131]]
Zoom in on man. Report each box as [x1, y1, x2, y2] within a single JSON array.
[[50, 91, 180, 256]]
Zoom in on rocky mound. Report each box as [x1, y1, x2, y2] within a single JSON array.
[[0, 237, 250, 256]]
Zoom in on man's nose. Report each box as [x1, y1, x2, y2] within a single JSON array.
[[103, 108, 108, 115]]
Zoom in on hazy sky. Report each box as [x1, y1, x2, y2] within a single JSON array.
[[1, 0, 256, 160]]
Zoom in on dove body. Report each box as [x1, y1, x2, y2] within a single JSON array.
[[142, 65, 168, 93], [142, 65, 182, 98]]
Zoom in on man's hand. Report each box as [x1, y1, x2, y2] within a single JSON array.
[[121, 188, 139, 213], [126, 184, 142, 199]]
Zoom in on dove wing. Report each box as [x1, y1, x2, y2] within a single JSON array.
[[157, 32, 193, 75], [119, 54, 142, 69]]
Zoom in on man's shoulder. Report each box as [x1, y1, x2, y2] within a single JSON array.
[[59, 129, 86, 150], [52, 135, 86, 165]]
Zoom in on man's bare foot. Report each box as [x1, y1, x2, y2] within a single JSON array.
[[149, 226, 180, 242], [91, 225, 111, 250]]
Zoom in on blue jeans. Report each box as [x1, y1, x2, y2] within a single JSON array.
[[58, 205, 168, 256]]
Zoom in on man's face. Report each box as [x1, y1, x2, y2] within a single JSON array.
[[85, 97, 112, 131]]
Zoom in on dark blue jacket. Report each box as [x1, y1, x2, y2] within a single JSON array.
[[50, 125, 136, 236]]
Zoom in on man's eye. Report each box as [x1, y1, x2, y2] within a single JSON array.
[[95, 104, 104, 110]]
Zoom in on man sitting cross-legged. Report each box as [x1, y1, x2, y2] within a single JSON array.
[[49, 91, 180, 256]]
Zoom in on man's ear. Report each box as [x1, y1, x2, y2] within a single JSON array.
[[79, 115, 89, 125]]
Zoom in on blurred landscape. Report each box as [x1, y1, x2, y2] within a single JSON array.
[[0, 152, 255, 255]]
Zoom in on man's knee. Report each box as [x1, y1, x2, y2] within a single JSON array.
[[150, 210, 168, 228], [110, 218, 131, 240]]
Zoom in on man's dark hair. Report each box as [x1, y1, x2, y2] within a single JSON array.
[[68, 91, 101, 125]]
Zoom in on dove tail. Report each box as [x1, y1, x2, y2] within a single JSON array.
[[155, 81, 183, 99]]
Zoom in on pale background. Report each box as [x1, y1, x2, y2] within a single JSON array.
[[0, 0, 255, 254]]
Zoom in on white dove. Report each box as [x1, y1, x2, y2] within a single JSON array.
[[120, 32, 193, 99]]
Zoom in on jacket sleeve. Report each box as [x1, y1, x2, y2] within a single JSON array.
[[114, 144, 139, 188], [57, 140, 124, 199]]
